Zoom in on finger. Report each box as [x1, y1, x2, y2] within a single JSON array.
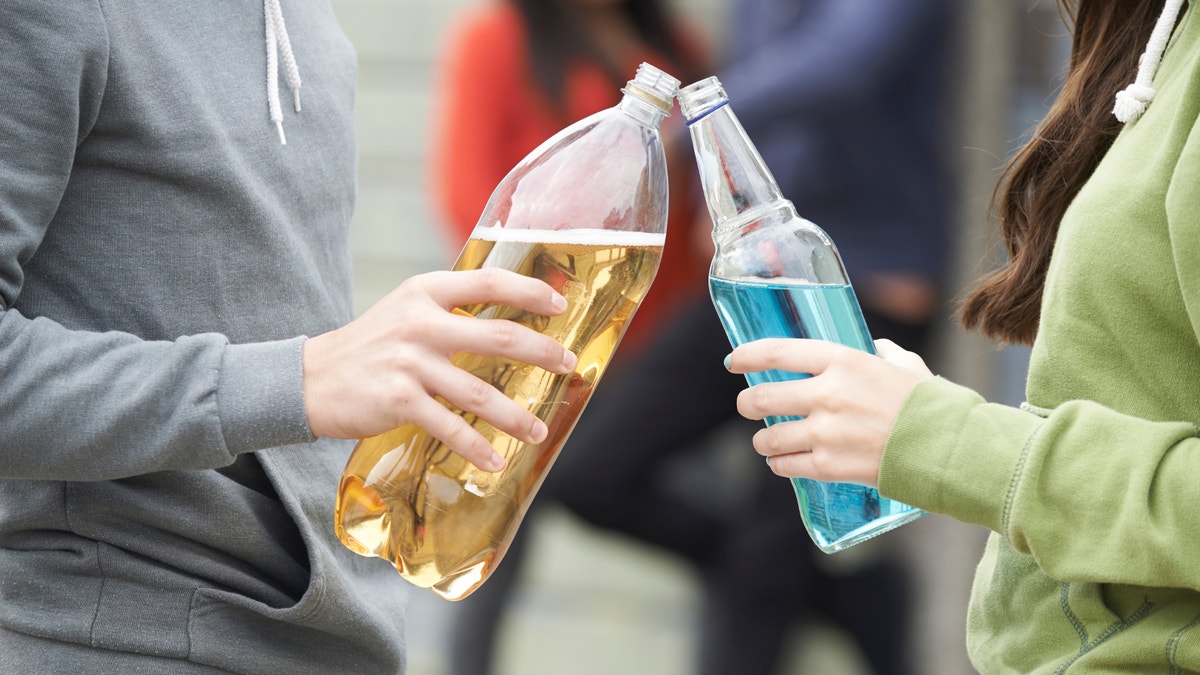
[[736, 379, 816, 422], [750, 419, 811, 459], [756, 423, 882, 487], [726, 338, 845, 377], [873, 338, 933, 374], [405, 396, 509, 472], [755, 426, 843, 484], [763, 452, 816, 479], [430, 364, 550, 450], [442, 315, 577, 375], [872, 338, 906, 358], [420, 268, 568, 317]]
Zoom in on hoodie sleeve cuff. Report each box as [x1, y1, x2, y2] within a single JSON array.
[[218, 336, 315, 455], [878, 376, 1043, 533]]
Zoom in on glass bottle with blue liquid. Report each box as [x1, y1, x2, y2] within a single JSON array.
[[677, 76, 925, 553]]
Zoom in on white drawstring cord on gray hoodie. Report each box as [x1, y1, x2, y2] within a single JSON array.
[[1114, 0, 1188, 124], [265, 0, 302, 144]]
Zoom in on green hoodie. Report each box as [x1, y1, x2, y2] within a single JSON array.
[[880, 4, 1200, 672]]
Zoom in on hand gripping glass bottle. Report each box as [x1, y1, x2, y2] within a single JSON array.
[[335, 63, 680, 600], [677, 76, 925, 553]]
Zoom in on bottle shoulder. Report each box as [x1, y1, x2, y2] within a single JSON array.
[[712, 211, 847, 284], [480, 106, 669, 235], [713, 207, 833, 247]]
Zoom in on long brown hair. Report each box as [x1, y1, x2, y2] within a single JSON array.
[[959, 0, 1169, 345]]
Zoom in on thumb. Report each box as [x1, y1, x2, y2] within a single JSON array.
[[873, 338, 932, 375]]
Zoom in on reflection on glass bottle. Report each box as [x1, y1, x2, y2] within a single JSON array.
[[335, 63, 679, 599], [679, 76, 925, 553]]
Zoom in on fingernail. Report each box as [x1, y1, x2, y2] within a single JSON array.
[[551, 293, 568, 313], [530, 420, 549, 443], [723, 353, 732, 370], [562, 350, 578, 371], [487, 452, 506, 472]]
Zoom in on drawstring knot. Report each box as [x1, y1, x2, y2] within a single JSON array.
[[264, 0, 303, 144], [1113, 0, 1187, 124], [1113, 83, 1157, 123]]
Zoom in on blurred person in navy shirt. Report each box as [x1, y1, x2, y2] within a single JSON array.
[[549, 1, 959, 673]]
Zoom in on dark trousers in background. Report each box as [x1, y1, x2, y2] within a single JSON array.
[[448, 298, 928, 675]]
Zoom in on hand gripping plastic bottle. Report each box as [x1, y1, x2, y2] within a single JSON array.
[[677, 76, 925, 553], [335, 63, 680, 600]]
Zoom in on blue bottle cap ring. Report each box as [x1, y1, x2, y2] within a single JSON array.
[[684, 98, 730, 126]]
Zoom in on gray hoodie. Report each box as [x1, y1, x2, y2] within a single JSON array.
[[0, 1, 409, 671]]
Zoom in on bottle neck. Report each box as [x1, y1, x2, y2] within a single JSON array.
[[683, 97, 791, 235], [618, 62, 678, 130], [618, 87, 670, 130]]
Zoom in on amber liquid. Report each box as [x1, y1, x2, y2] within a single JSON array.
[[335, 227, 663, 600]]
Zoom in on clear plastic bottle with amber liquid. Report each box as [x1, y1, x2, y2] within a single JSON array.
[[678, 76, 926, 553], [335, 63, 680, 600]]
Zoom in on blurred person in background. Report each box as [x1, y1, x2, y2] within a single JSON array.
[[429, 0, 709, 672], [547, 0, 959, 673], [719, 0, 956, 354], [432, 0, 711, 359]]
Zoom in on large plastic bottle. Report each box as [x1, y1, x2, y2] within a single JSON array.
[[335, 63, 680, 600], [677, 76, 925, 553]]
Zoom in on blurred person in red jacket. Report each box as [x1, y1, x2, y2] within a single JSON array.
[[429, 1, 709, 673], [432, 0, 709, 356]]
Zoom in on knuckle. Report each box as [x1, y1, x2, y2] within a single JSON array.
[[806, 416, 830, 447], [442, 417, 475, 449], [448, 430, 484, 462], [763, 339, 788, 368], [464, 375, 495, 409], [828, 345, 853, 370], [477, 267, 509, 295], [490, 320, 520, 350], [384, 374, 422, 410], [747, 384, 772, 412], [809, 451, 835, 480], [399, 317, 432, 343], [757, 427, 783, 456], [396, 273, 431, 300], [814, 387, 842, 415], [388, 346, 425, 375]]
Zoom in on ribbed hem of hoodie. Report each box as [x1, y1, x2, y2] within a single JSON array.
[[218, 336, 315, 455]]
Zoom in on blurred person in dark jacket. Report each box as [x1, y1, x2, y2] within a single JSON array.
[[549, 1, 959, 673]]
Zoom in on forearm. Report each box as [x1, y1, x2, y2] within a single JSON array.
[[882, 376, 1200, 591], [0, 309, 312, 480]]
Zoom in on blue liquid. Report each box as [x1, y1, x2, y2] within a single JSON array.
[[709, 276, 925, 553]]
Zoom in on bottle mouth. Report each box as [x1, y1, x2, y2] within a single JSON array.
[[624, 62, 680, 114], [678, 76, 728, 123]]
